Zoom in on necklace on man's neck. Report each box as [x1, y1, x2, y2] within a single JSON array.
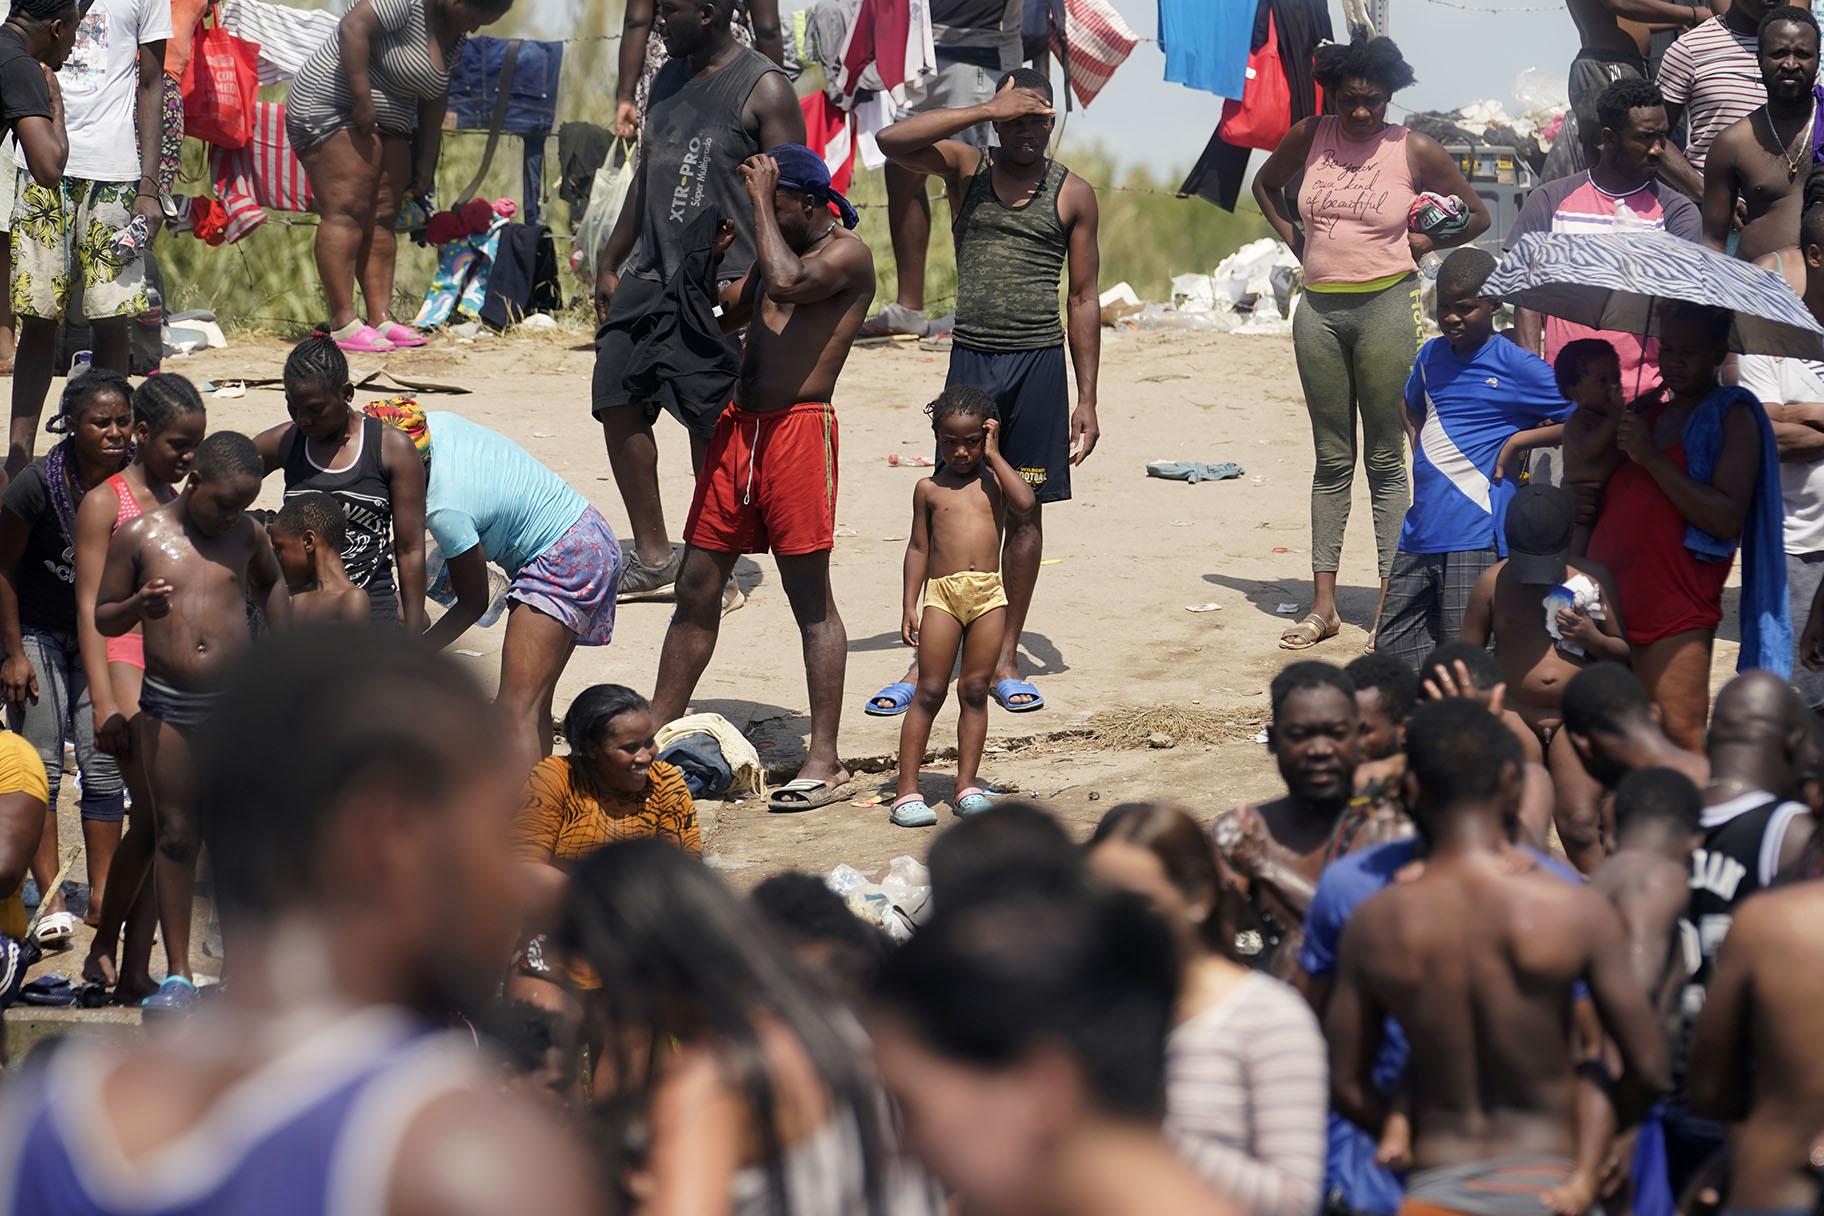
[[1761, 98, 1818, 181]]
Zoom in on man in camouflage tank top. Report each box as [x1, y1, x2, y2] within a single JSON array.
[[868, 68, 1101, 717]]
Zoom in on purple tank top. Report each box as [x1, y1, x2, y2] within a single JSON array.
[[1, 1014, 464, 1216]]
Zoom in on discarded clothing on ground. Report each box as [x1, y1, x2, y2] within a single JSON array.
[[1147, 460, 1246, 483]]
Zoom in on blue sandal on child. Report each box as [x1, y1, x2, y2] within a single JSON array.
[[890, 794, 937, 827]]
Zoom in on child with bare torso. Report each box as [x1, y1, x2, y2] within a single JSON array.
[[1462, 484, 1628, 872], [270, 490, 370, 625], [1556, 339, 1626, 555], [94, 431, 288, 1011], [891, 387, 1037, 828]]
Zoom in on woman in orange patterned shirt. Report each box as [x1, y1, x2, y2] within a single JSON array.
[[513, 684, 700, 960]]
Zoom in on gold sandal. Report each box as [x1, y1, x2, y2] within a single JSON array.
[[1278, 612, 1338, 651]]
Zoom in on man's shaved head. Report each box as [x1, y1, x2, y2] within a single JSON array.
[[1709, 671, 1804, 749], [1708, 671, 1810, 795]]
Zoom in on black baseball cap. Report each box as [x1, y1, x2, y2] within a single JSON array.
[[1503, 484, 1573, 586]]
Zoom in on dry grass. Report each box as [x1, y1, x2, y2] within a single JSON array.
[[1084, 704, 1265, 750]]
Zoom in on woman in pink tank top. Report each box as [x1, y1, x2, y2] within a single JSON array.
[[1252, 34, 1490, 652], [72, 375, 206, 1002]]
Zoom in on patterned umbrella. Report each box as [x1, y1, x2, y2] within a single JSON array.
[[1486, 229, 1824, 360]]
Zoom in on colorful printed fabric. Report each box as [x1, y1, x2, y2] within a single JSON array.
[[504, 504, 623, 646], [158, 73, 182, 193], [362, 396, 430, 460], [512, 754, 700, 865], [412, 215, 506, 329], [9, 173, 150, 321]]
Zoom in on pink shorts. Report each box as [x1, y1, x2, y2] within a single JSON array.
[[106, 632, 144, 670]]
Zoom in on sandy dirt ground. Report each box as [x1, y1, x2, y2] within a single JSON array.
[[27, 323, 1744, 987]]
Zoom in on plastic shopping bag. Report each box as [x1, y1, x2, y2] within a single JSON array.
[[573, 139, 634, 276]]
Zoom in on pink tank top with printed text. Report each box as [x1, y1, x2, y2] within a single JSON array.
[[1296, 117, 1420, 286]]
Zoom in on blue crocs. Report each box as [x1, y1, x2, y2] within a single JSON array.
[[955, 787, 995, 816], [890, 795, 937, 828], [141, 975, 198, 1015]]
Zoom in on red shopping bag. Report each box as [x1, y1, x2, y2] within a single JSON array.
[[180, 5, 260, 149], [1217, 12, 1296, 152]]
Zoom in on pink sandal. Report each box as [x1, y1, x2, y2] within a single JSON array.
[[334, 324, 396, 354], [381, 323, 428, 348]]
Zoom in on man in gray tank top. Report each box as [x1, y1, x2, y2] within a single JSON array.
[[867, 68, 1101, 718], [590, 0, 803, 600]]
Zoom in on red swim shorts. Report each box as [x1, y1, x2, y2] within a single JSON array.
[[685, 401, 839, 556]]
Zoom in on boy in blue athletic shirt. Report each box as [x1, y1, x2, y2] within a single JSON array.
[[1372, 248, 1573, 673]]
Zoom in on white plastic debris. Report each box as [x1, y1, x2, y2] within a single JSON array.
[[827, 856, 930, 941], [1099, 281, 1143, 326]]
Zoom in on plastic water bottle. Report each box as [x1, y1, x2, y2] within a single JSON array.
[[68, 350, 92, 381]]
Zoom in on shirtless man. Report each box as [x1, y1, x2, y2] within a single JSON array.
[[1562, 662, 1711, 792], [95, 431, 288, 1010], [1687, 867, 1824, 1211], [1461, 484, 1629, 871], [1328, 701, 1672, 1216], [1701, 7, 1820, 262], [650, 144, 874, 811], [1592, 767, 1704, 1043], [2, 629, 603, 1216], [1214, 661, 1360, 980], [1563, 0, 1710, 170]]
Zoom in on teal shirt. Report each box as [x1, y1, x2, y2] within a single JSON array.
[[425, 411, 588, 576]]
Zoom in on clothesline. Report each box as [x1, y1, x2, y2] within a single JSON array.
[[1418, 0, 1563, 13]]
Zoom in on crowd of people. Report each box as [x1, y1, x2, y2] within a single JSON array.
[[0, 0, 1822, 1212]]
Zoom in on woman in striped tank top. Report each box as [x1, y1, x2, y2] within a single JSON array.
[[71, 373, 205, 1003], [288, 0, 514, 354]]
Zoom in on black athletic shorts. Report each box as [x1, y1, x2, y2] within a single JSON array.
[[944, 343, 1072, 505], [590, 272, 735, 440]]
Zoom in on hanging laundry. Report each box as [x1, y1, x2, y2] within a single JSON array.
[[218, 0, 340, 85], [1048, 0, 1137, 108], [209, 103, 314, 244], [557, 121, 615, 215], [188, 195, 231, 246], [801, 91, 856, 195], [1159, 0, 1256, 99], [836, 0, 936, 98], [446, 37, 564, 133], [854, 89, 896, 170], [414, 214, 509, 329], [1177, 0, 1330, 210], [479, 223, 563, 331], [1024, 0, 1058, 40]]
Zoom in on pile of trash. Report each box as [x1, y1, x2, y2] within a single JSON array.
[[1105, 238, 1300, 336], [1404, 68, 1569, 176], [826, 856, 931, 941]]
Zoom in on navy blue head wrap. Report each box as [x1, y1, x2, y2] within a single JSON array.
[[767, 143, 860, 230]]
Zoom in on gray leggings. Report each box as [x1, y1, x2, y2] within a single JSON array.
[[1292, 276, 1422, 577], [5, 627, 124, 822]]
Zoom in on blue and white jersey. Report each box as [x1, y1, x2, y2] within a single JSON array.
[[1400, 334, 1572, 555]]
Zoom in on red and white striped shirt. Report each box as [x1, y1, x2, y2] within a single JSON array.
[[1656, 17, 1766, 172]]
